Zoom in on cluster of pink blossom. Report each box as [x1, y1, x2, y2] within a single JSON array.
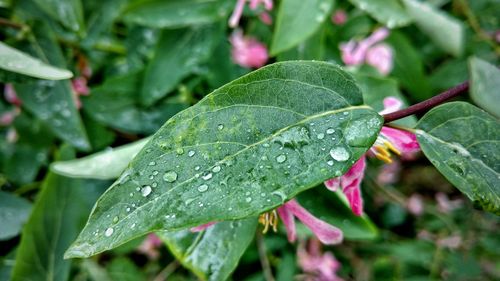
[[71, 56, 92, 109], [297, 238, 344, 281]]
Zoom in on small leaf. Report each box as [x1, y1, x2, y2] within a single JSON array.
[[0, 191, 32, 240], [65, 61, 383, 258], [122, 0, 232, 29], [158, 218, 257, 281], [349, 0, 412, 28], [469, 57, 500, 118], [416, 102, 500, 215], [0, 42, 72, 80], [403, 0, 464, 56], [51, 138, 150, 180], [32, 0, 85, 33], [271, 0, 334, 55], [141, 26, 219, 106]]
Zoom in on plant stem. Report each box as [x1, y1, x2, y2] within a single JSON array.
[[0, 18, 26, 29], [257, 231, 275, 281], [383, 81, 469, 123]]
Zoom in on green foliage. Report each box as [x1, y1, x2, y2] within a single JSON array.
[[469, 57, 500, 117], [348, 0, 412, 28], [0, 191, 32, 240]]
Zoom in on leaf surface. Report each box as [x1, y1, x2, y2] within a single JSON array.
[[0, 191, 32, 240], [469, 57, 500, 117], [65, 61, 383, 258], [416, 102, 500, 215], [349, 0, 412, 28], [32, 0, 84, 33]]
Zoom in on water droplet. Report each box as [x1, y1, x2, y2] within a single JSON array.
[[276, 154, 287, 163], [218, 124, 224, 130], [198, 184, 209, 192], [152, 171, 159, 176], [131, 223, 136, 228], [188, 150, 196, 157], [327, 160, 334, 166], [163, 171, 177, 182], [176, 148, 184, 155], [343, 111, 349, 115], [326, 128, 335, 134], [148, 161, 156, 166], [212, 165, 221, 173], [330, 147, 350, 161], [202, 173, 213, 180], [317, 133, 325, 139], [246, 197, 252, 203], [195, 166, 200, 171], [263, 143, 270, 148], [126, 207, 131, 212], [113, 216, 119, 223], [105, 227, 114, 237], [141, 185, 152, 197]]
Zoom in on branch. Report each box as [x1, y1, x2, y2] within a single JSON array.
[[383, 81, 469, 123]]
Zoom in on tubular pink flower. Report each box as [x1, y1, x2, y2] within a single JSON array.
[[298, 238, 344, 281], [229, 0, 273, 28], [259, 11, 273, 25], [365, 43, 393, 75], [228, 0, 246, 28], [4, 84, 22, 106], [278, 199, 343, 245], [190, 221, 217, 232], [230, 30, 269, 68], [137, 234, 163, 260], [407, 194, 424, 216], [72, 77, 90, 96]]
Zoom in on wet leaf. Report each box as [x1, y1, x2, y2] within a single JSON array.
[[122, 0, 232, 29], [349, 0, 412, 28], [416, 102, 500, 215], [469, 57, 500, 118], [271, 0, 334, 55], [0, 42, 72, 80], [0, 191, 32, 240], [51, 138, 150, 180], [32, 0, 84, 33], [65, 61, 383, 258], [158, 218, 257, 281]]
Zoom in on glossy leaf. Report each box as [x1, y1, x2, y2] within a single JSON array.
[[469, 57, 500, 118], [32, 0, 84, 33], [122, 0, 232, 29], [65, 61, 383, 258], [141, 26, 219, 106], [297, 187, 378, 240], [271, 0, 334, 55], [403, 0, 464, 56], [349, 0, 412, 28], [416, 102, 500, 215], [158, 218, 257, 281], [0, 191, 32, 240], [0, 42, 72, 80], [10, 147, 107, 281], [51, 138, 150, 180]]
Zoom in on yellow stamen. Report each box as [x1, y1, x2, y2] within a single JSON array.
[[374, 151, 393, 163], [258, 210, 279, 234], [384, 140, 401, 156], [374, 145, 391, 158]]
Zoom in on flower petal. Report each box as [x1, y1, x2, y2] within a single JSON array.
[[277, 204, 296, 242], [340, 157, 366, 216], [378, 96, 403, 115], [365, 43, 393, 75], [190, 221, 217, 232], [285, 199, 343, 245], [380, 127, 420, 154], [324, 178, 340, 191], [228, 0, 246, 28]]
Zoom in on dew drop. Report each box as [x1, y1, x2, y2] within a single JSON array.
[[195, 166, 200, 171], [148, 161, 156, 166], [188, 150, 196, 157], [212, 165, 221, 173], [246, 197, 252, 203], [276, 154, 287, 163], [131, 223, 136, 229], [176, 148, 184, 155], [327, 160, 334, 166], [113, 216, 119, 223], [141, 185, 152, 197], [126, 207, 131, 212], [317, 133, 325, 140], [217, 124, 224, 130], [326, 128, 335, 134], [105, 227, 114, 237], [198, 184, 209, 192], [263, 143, 270, 148], [329, 147, 350, 161], [163, 171, 177, 182], [202, 173, 213, 180]]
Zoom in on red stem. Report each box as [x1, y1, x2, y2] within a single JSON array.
[[383, 81, 469, 123]]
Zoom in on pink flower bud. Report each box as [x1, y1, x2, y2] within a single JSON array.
[[407, 194, 424, 216], [365, 43, 394, 75], [4, 84, 22, 106], [331, 10, 347, 25], [230, 31, 269, 68]]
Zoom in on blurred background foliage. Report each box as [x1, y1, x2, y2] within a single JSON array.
[[0, 0, 499, 280]]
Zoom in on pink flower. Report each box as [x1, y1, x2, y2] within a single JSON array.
[[331, 10, 347, 25], [137, 234, 163, 260], [340, 28, 393, 75], [190, 221, 217, 232], [230, 30, 269, 68], [71, 76, 90, 109], [407, 194, 424, 216], [4, 84, 22, 106], [435, 192, 463, 213], [6, 128, 18, 143], [376, 160, 401, 185], [0, 111, 16, 126], [229, 0, 273, 28], [298, 238, 344, 281], [325, 97, 420, 216]]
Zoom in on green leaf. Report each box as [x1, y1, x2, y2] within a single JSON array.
[[65, 61, 383, 258], [0, 191, 32, 240], [158, 218, 258, 281], [51, 138, 150, 180], [83, 71, 188, 134], [469, 57, 500, 118], [32, 0, 85, 33], [271, 0, 334, 55], [416, 102, 500, 215], [0, 42, 72, 80], [297, 187, 378, 240], [403, 0, 464, 56], [141, 26, 219, 106], [107, 257, 146, 281], [348, 0, 412, 28], [10, 146, 107, 281], [122, 0, 232, 29]]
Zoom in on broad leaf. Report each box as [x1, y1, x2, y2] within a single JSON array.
[[403, 0, 464, 56], [141, 26, 219, 106], [65, 61, 383, 258], [0, 42, 72, 80], [469, 57, 500, 118], [271, 0, 334, 55], [32, 0, 85, 33], [349, 0, 412, 28], [10, 147, 107, 281], [0, 191, 32, 240], [51, 138, 149, 180], [122, 0, 232, 29], [158, 218, 257, 281], [107, 257, 146, 281], [416, 102, 500, 215], [297, 187, 378, 240]]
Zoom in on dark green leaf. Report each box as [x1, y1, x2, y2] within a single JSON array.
[[348, 0, 412, 28], [107, 257, 146, 281], [51, 138, 150, 179], [0, 42, 72, 80], [416, 102, 500, 215], [10, 147, 107, 281], [403, 0, 464, 56], [122, 0, 232, 29], [271, 0, 334, 55], [0, 191, 32, 240], [141, 26, 219, 106], [32, 0, 85, 33], [65, 61, 383, 258], [469, 57, 500, 117], [158, 218, 258, 281]]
